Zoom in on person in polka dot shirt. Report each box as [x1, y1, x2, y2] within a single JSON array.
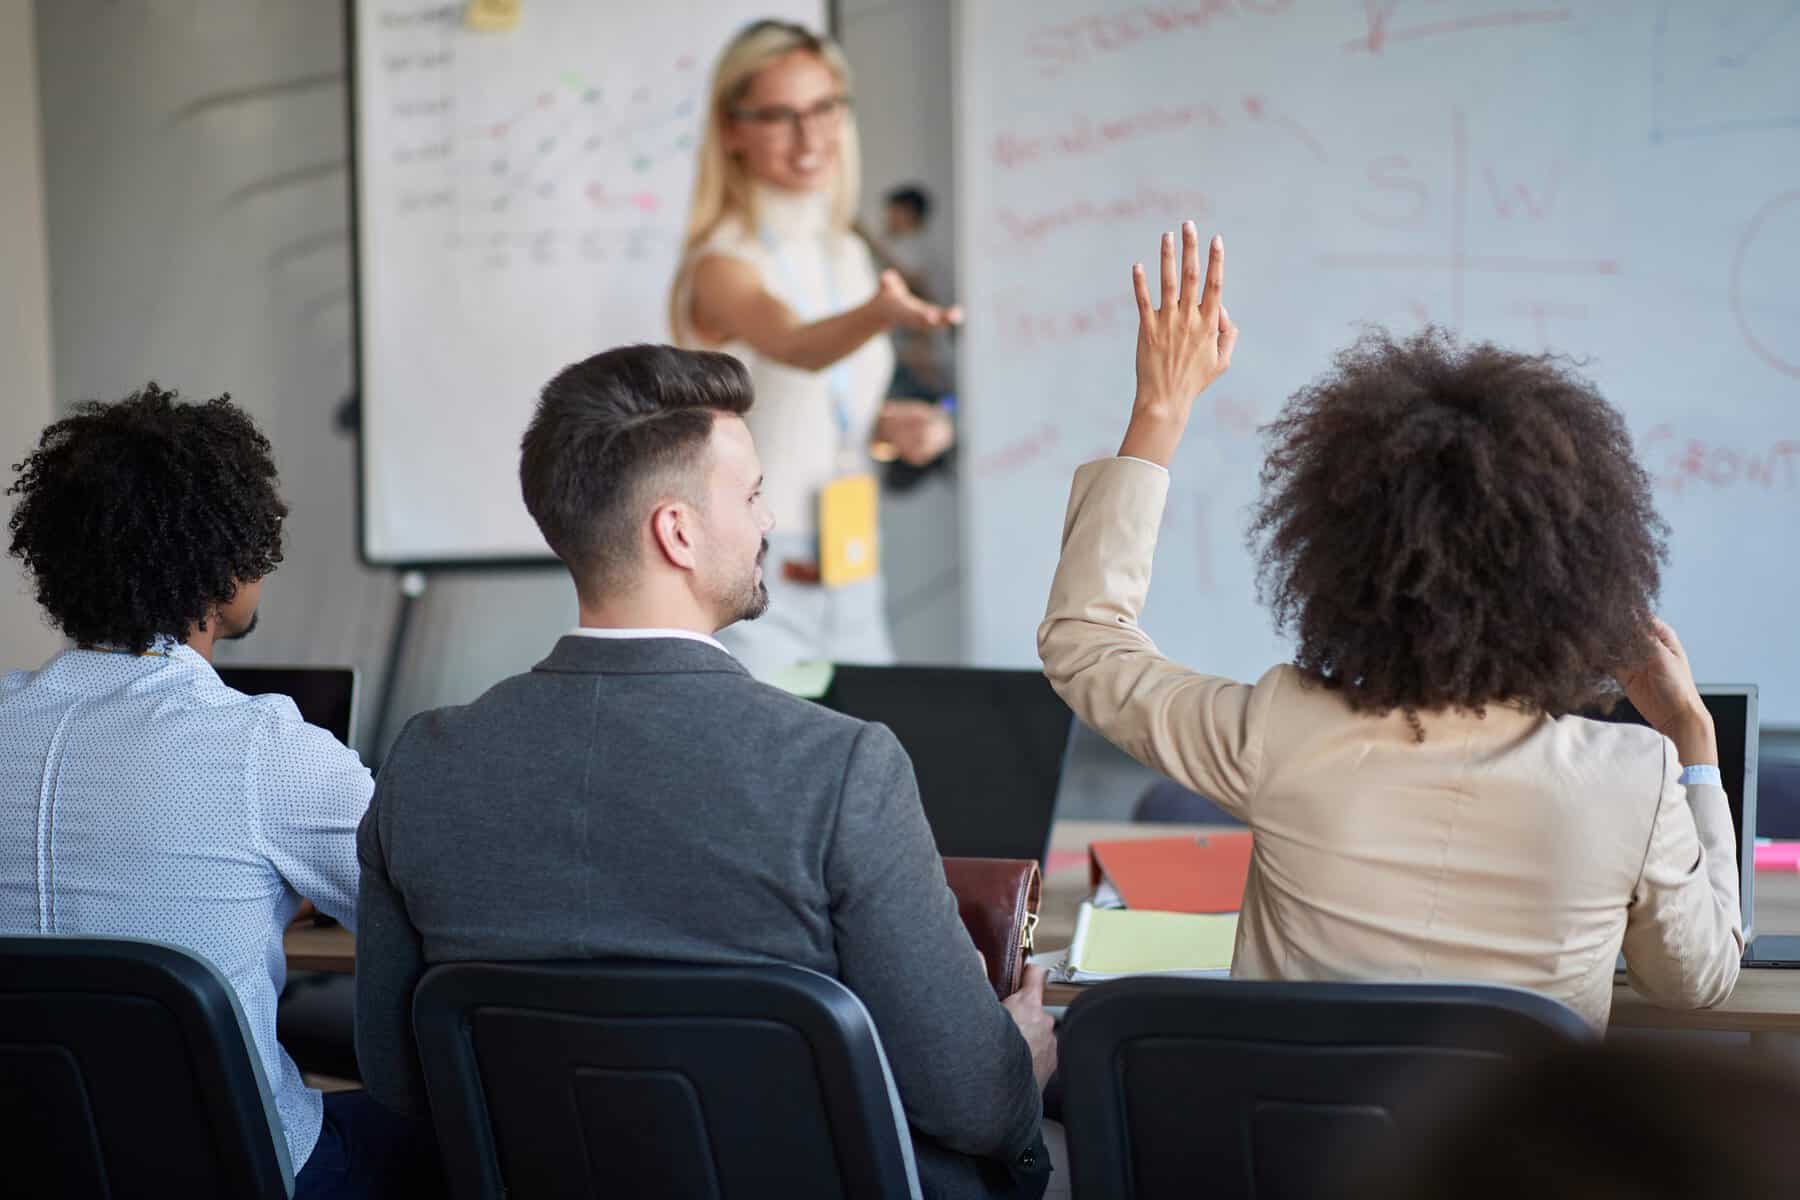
[[0, 385, 442, 1197]]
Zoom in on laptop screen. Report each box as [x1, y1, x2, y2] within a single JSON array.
[[217, 666, 359, 747], [816, 665, 1075, 863], [1582, 685, 1758, 935]]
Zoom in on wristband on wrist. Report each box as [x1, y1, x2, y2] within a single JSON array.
[[1678, 763, 1723, 789]]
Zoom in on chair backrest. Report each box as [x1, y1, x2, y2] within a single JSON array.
[[1059, 977, 1591, 1200], [412, 959, 923, 1200], [0, 935, 293, 1199]]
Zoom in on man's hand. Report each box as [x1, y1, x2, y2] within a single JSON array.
[[1119, 221, 1237, 467], [1618, 616, 1718, 767], [1002, 964, 1059, 1089], [871, 269, 963, 332]]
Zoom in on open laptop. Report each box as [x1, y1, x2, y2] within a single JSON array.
[[1582, 685, 1758, 963], [217, 665, 360, 749], [816, 665, 1075, 863]]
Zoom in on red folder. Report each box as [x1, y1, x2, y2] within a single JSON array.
[[1087, 832, 1253, 914]]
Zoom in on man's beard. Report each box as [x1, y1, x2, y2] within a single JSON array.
[[730, 540, 771, 623], [222, 610, 259, 641]]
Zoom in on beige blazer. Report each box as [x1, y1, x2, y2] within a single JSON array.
[[1038, 457, 1742, 1029]]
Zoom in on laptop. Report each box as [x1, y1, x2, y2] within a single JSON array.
[[217, 665, 361, 748], [816, 665, 1075, 863], [1583, 685, 1758, 961]]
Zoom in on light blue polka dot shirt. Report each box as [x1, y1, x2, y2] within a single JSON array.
[[0, 645, 370, 1171]]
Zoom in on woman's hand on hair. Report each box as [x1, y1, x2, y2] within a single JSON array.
[[1618, 616, 1719, 767], [871, 269, 962, 332], [1120, 221, 1237, 467]]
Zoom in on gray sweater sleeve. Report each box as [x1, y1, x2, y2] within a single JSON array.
[[352, 757, 431, 1116], [824, 722, 1043, 1163]]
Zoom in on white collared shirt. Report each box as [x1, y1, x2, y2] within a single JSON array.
[[566, 626, 732, 656], [0, 646, 370, 1171]]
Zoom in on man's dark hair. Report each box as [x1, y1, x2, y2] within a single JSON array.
[[7, 383, 287, 653], [885, 185, 930, 223], [1249, 328, 1665, 721], [519, 344, 753, 595]]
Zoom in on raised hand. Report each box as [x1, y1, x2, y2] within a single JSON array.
[[872, 269, 963, 332], [1119, 221, 1237, 467]]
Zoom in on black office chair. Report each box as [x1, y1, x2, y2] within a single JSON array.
[[412, 960, 923, 1200], [1059, 977, 1592, 1200], [0, 935, 294, 1199]]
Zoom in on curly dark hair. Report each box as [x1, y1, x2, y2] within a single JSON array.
[[7, 383, 286, 653], [1249, 328, 1665, 721]]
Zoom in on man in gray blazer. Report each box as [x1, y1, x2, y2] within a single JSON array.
[[354, 344, 1055, 1198]]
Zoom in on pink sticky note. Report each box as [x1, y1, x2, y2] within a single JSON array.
[[1754, 841, 1800, 871]]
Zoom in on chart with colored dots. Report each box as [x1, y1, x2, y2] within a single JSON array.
[[353, 1, 822, 565]]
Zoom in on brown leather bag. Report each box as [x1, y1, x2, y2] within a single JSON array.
[[942, 857, 1042, 1000]]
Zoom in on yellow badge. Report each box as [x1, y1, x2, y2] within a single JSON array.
[[464, 0, 521, 32], [818, 473, 879, 588]]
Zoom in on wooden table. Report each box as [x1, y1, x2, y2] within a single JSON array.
[[285, 818, 1800, 1038], [1039, 821, 1800, 1044], [284, 921, 355, 974]]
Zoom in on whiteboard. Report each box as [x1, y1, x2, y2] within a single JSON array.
[[353, 0, 822, 564], [957, 1, 1800, 722]]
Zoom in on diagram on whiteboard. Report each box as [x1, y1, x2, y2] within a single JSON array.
[[370, 7, 713, 270], [353, 0, 823, 565], [1651, 1, 1800, 142], [958, 0, 1800, 720]]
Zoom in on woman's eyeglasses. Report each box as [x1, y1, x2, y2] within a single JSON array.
[[730, 95, 851, 138]]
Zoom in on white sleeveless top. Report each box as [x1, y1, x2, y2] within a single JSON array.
[[674, 185, 894, 541]]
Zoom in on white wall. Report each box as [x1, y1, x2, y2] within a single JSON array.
[[840, 0, 963, 663], [841, 0, 956, 292], [0, 0, 63, 670], [27, 0, 967, 760], [32, 0, 572, 759]]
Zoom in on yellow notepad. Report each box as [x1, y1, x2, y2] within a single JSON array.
[[1065, 902, 1238, 983]]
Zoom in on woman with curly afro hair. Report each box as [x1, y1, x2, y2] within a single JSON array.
[[1, 386, 445, 1193], [1040, 225, 1740, 1030]]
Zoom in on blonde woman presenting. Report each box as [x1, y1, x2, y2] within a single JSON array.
[[670, 20, 957, 680]]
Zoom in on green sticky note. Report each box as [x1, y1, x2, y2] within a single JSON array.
[[768, 659, 835, 699]]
